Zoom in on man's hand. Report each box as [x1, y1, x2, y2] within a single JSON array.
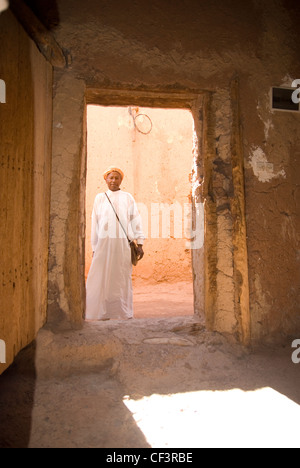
[[137, 245, 144, 260]]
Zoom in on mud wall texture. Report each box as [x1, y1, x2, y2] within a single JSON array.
[[0, 10, 52, 374], [47, 72, 86, 327], [47, 0, 300, 343]]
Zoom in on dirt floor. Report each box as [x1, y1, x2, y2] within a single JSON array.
[[0, 282, 299, 449], [133, 281, 194, 318]]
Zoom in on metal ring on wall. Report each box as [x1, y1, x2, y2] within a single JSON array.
[[134, 113, 153, 135]]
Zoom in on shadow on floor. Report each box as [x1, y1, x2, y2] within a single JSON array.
[[0, 340, 150, 448], [0, 342, 36, 448]]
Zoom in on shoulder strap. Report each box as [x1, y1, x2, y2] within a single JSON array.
[[105, 192, 131, 244]]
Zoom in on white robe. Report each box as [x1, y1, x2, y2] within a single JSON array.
[[86, 189, 145, 320]]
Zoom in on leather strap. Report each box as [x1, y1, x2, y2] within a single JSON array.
[[105, 192, 131, 244]]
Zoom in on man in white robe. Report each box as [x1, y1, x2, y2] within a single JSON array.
[[86, 167, 145, 320]]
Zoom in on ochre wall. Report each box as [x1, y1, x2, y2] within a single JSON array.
[[85, 105, 194, 285], [0, 10, 52, 374], [47, 0, 300, 343]]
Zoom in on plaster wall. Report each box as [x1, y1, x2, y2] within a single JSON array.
[[47, 0, 300, 343], [0, 10, 52, 374], [47, 72, 86, 327]]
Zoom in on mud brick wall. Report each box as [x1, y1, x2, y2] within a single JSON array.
[[0, 10, 52, 373], [46, 0, 300, 343], [2, 0, 298, 346]]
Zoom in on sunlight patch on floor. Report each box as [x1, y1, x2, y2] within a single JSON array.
[[123, 387, 300, 448]]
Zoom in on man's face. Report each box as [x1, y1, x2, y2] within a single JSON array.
[[105, 171, 122, 191]]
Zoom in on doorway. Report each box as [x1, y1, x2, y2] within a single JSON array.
[[85, 104, 195, 318]]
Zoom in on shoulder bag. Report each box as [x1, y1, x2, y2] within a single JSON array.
[[105, 192, 140, 266]]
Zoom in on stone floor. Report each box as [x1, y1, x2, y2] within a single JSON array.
[[0, 311, 299, 448]]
